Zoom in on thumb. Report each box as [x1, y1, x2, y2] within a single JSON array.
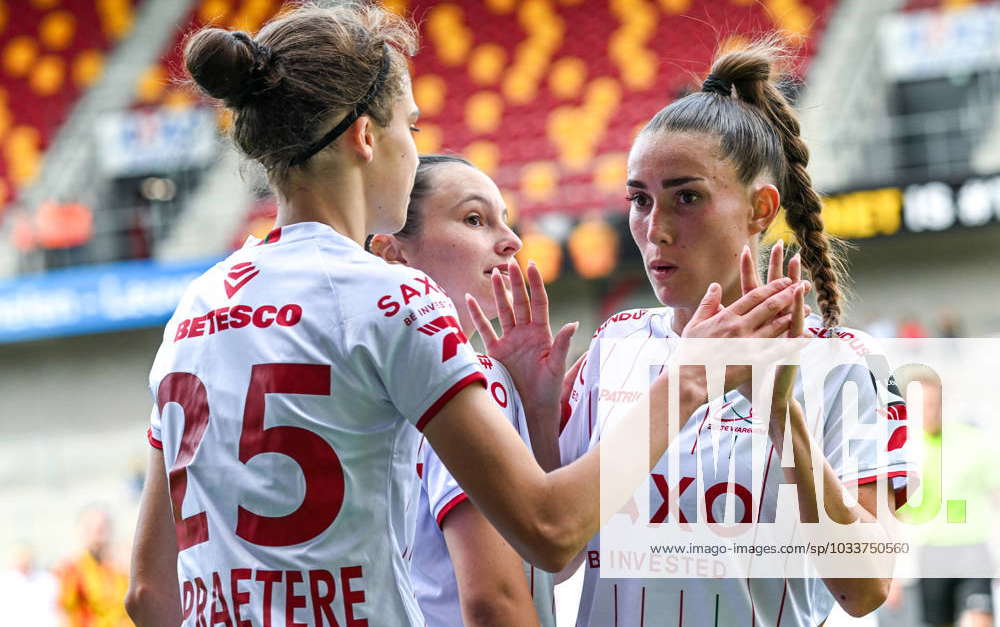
[[691, 282, 722, 323], [551, 322, 579, 371]]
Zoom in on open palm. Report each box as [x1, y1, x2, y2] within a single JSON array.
[[466, 260, 577, 421]]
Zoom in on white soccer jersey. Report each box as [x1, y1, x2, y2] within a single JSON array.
[[409, 354, 556, 627], [146, 222, 486, 627], [560, 308, 917, 627]]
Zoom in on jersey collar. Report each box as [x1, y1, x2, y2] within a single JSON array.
[[241, 221, 365, 250]]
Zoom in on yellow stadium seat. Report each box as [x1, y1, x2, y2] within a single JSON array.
[[72, 50, 104, 88], [413, 74, 447, 117], [30, 55, 65, 96], [466, 91, 504, 135], [4, 36, 39, 78], [464, 140, 501, 176], [40, 11, 76, 51]]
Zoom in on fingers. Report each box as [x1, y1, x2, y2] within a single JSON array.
[[767, 239, 784, 284], [507, 260, 531, 326], [492, 268, 515, 333], [788, 252, 800, 284], [739, 245, 759, 296], [790, 283, 805, 338], [729, 277, 792, 316], [466, 294, 499, 348], [551, 322, 579, 373], [689, 282, 722, 326], [525, 261, 550, 330], [758, 311, 794, 338], [743, 283, 799, 332]]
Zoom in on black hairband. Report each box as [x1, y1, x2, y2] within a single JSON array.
[[290, 44, 392, 167], [702, 74, 733, 97], [231, 31, 275, 108]]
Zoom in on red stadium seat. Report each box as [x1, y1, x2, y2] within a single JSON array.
[[0, 0, 140, 221]]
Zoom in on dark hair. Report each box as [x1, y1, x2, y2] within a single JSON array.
[[184, 2, 417, 184], [640, 38, 846, 328], [395, 154, 475, 239]]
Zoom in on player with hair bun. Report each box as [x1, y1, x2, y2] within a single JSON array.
[[125, 5, 806, 626], [554, 38, 918, 626]]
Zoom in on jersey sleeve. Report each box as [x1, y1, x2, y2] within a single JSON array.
[[819, 338, 918, 507], [420, 357, 524, 527], [147, 405, 163, 450], [419, 438, 469, 528], [355, 267, 486, 431]]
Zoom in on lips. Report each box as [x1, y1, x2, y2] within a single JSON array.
[[648, 260, 678, 280], [485, 263, 511, 276]]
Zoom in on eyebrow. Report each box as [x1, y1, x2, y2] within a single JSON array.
[[626, 176, 705, 189], [449, 193, 493, 212]]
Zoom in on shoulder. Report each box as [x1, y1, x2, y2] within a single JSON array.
[[309, 241, 453, 324], [350, 261, 454, 323], [803, 314, 886, 361], [802, 315, 905, 400], [592, 307, 667, 340]]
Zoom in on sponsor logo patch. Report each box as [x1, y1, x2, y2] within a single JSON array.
[[225, 262, 260, 298]]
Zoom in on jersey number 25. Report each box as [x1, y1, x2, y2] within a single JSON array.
[[157, 364, 344, 550]]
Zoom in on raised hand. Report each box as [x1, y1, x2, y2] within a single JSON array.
[[739, 239, 812, 335], [678, 253, 808, 399], [738, 240, 809, 407], [466, 260, 578, 469]]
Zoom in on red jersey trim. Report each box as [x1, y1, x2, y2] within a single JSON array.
[[258, 227, 282, 245], [559, 399, 572, 435], [851, 470, 916, 509], [147, 428, 163, 450], [416, 372, 487, 432], [436, 493, 469, 528]]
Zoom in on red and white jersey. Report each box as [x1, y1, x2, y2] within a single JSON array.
[[146, 222, 486, 627], [409, 354, 556, 627], [560, 308, 917, 627]]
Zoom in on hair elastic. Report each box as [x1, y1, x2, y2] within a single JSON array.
[[231, 31, 275, 107], [702, 74, 733, 97], [290, 43, 392, 167]]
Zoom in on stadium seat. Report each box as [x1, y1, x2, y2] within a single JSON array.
[[0, 0, 140, 221]]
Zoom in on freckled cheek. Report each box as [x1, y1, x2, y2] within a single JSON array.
[[628, 216, 647, 247]]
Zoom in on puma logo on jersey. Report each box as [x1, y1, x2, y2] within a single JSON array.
[[225, 262, 260, 298], [417, 316, 468, 362]]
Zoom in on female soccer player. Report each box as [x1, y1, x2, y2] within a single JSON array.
[[369, 154, 564, 626], [553, 39, 917, 626], [125, 6, 806, 626]]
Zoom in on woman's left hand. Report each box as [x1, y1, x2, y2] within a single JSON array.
[[466, 260, 578, 431], [739, 240, 808, 406]]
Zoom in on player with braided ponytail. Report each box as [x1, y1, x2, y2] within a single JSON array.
[[706, 41, 847, 327], [555, 38, 917, 626]]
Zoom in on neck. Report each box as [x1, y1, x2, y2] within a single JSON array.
[[274, 168, 368, 245], [670, 279, 743, 335]]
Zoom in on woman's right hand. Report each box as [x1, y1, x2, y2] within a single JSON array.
[[678, 266, 806, 397], [681, 277, 803, 340]]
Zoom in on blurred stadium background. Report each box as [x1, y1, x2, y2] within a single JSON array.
[[0, 0, 997, 623]]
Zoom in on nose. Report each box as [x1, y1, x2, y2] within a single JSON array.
[[645, 206, 675, 246], [495, 222, 522, 256]]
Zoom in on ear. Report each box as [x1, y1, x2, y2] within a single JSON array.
[[368, 234, 407, 264], [748, 184, 781, 236], [344, 115, 376, 163]]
